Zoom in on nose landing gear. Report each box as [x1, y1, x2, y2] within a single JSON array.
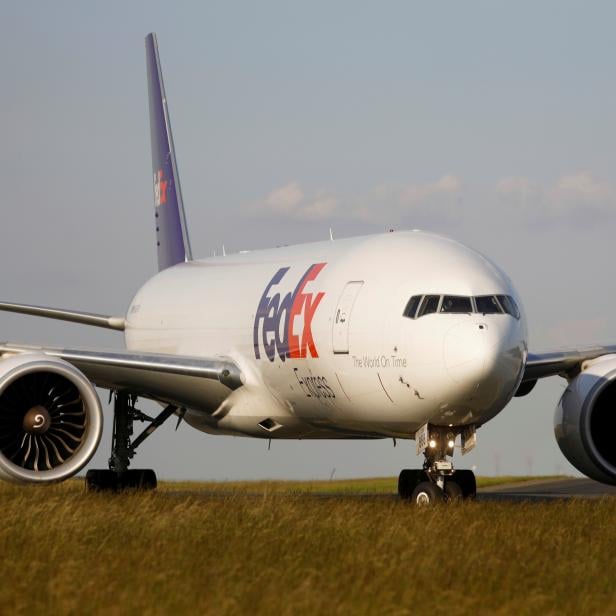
[[398, 424, 477, 505]]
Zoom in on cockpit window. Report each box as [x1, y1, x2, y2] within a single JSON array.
[[403, 295, 422, 319], [405, 293, 520, 319], [440, 296, 472, 314], [475, 295, 503, 314], [417, 295, 440, 317], [497, 295, 520, 319]]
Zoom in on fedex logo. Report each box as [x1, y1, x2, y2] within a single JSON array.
[[153, 169, 168, 207], [253, 263, 327, 362]]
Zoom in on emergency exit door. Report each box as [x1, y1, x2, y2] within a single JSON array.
[[332, 281, 364, 354]]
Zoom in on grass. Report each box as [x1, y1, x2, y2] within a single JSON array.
[[159, 475, 556, 494], [1, 477, 614, 615]]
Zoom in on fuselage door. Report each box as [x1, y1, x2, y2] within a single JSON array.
[[332, 281, 364, 354]]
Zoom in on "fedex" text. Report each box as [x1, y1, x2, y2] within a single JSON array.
[[253, 263, 326, 362]]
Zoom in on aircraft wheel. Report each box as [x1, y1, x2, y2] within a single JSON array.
[[444, 480, 463, 502], [453, 470, 477, 500], [86, 469, 157, 491], [411, 481, 444, 506], [121, 469, 157, 490], [398, 469, 426, 499], [85, 469, 118, 491]]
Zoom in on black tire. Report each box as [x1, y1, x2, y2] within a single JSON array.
[[411, 481, 444, 506], [398, 469, 427, 499], [453, 470, 476, 500], [86, 469, 157, 491], [444, 480, 463, 502], [120, 469, 157, 490], [86, 469, 118, 491]]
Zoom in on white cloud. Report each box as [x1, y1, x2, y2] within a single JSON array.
[[496, 171, 616, 213], [399, 174, 462, 205], [354, 174, 463, 224], [255, 181, 337, 221], [496, 176, 543, 212], [497, 176, 537, 198], [264, 181, 304, 213], [549, 171, 613, 209], [300, 196, 337, 218], [251, 174, 463, 228], [251, 170, 615, 229]]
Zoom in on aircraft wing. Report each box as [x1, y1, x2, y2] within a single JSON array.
[[0, 302, 126, 330], [523, 345, 616, 382], [0, 343, 243, 413]]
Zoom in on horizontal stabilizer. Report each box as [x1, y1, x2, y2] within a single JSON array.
[[0, 302, 125, 331]]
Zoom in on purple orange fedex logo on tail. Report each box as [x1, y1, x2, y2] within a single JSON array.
[[254, 263, 327, 362], [153, 169, 168, 207]]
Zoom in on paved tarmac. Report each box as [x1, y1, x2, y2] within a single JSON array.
[[478, 477, 616, 501]]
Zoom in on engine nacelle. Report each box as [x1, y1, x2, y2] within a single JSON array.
[[555, 354, 616, 485], [0, 353, 103, 483]]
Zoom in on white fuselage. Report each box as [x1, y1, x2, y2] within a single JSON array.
[[124, 230, 527, 439]]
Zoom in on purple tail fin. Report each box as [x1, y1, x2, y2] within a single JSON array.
[[145, 33, 192, 271]]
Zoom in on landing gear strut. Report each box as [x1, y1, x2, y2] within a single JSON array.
[[86, 391, 178, 491], [398, 424, 477, 505]]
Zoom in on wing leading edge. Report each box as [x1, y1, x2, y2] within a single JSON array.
[[523, 345, 616, 382], [0, 302, 126, 330], [0, 343, 243, 414]]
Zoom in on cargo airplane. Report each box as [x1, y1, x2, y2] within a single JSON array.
[[1, 33, 614, 504]]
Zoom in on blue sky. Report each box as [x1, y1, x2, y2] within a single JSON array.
[[2, 2, 616, 479]]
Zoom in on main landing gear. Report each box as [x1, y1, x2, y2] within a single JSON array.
[[86, 391, 178, 491], [398, 424, 477, 505]]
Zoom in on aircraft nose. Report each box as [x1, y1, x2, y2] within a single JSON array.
[[443, 319, 524, 403], [444, 320, 522, 380], [443, 322, 491, 384]]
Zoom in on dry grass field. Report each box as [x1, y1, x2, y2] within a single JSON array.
[[1, 477, 615, 615]]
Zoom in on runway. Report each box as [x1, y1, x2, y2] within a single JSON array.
[[478, 477, 616, 501]]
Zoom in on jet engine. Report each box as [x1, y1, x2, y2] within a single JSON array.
[[555, 354, 616, 485], [0, 353, 103, 483]]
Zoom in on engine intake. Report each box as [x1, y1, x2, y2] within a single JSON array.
[[555, 354, 616, 485], [0, 353, 103, 483]]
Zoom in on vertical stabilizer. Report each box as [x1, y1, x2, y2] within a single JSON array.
[[145, 33, 193, 271]]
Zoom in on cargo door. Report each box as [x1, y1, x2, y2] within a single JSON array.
[[332, 281, 364, 354]]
